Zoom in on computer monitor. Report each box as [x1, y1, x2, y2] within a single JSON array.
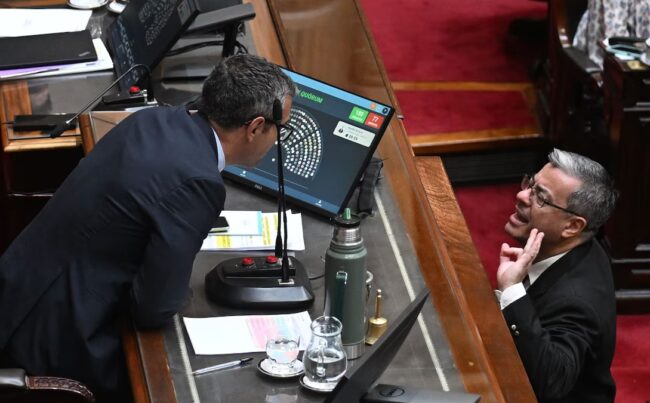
[[223, 67, 395, 218], [326, 288, 480, 403], [108, 0, 201, 89]]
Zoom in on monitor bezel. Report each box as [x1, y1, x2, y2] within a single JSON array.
[[222, 66, 395, 219]]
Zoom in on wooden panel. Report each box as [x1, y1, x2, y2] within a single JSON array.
[[410, 127, 542, 155], [122, 325, 176, 403], [243, 0, 287, 65]]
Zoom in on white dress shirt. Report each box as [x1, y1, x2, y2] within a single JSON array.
[[495, 252, 568, 310], [212, 128, 226, 172]]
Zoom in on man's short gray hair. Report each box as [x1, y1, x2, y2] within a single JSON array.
[[197, 54, 297, 129], [548, 148, 618, 233]]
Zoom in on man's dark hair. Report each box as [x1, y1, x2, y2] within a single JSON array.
[[197, 54, 297, 129], [548, 148, 619, 233]]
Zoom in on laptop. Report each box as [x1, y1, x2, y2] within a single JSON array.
[[0, 30, 96, 70]]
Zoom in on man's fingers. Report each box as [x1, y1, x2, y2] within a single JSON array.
[[524, 228, 539, 251], [519, 229, 545, 265], [499, 243, 510, 264]]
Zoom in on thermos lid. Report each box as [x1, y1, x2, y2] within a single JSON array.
[[334, 208, 361, 228]]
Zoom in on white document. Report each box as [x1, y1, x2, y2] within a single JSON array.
[[201, 211, 305, 251], [183, 311, 313, 355], [0, 8, 92, 37], [219, 210, 263, 236], [0, 39, 113, 80]]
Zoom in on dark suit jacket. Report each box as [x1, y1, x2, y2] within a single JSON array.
[[0, 106, 225, 400], [503, 239, 616, 403]]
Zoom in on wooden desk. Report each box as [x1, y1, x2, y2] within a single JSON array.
[[102, 1, 535, 402], [602, 54, 650, 312]]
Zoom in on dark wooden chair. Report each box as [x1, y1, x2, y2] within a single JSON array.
[[0, 368, 95, 403]]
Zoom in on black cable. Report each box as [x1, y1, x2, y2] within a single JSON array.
[[234, 40, 248, 54], [166, 40, 224, 57]]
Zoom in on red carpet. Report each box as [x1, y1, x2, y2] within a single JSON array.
[[396, 90, 535, 135], [360, 0, 544, 136], [454, 182, 520, 288], [612, 314, 650, 402], [360, 0, 546, 82]]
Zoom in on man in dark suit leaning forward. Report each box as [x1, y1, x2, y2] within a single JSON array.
[[496, 148, 619, 402], [0, 54, 297, 402]]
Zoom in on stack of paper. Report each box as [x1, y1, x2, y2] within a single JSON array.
[[183, 311, 313, 355], [201, 211, 305, 251]]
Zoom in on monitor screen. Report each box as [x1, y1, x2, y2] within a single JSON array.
[[108, 0, 200, 89], [223, 67, 395, 218]]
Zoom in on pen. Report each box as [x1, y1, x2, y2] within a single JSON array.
[[192, 357, 254, 376]]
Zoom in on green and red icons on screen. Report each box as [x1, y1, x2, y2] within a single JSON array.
[[349, 106, 369, 123], [364, 113, 384, 129], [349, 106, 385, 129]]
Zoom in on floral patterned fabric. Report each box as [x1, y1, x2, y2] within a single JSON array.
[[573, 0, 650, 67]]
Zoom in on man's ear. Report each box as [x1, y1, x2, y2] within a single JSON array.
[[562, 215, 588, 238], [245, 116, 266, 142]]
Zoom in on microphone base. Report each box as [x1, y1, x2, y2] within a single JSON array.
[[205, 256, 314, 310]]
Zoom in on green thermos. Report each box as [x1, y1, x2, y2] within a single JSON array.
[[324, 208, 367, 359]]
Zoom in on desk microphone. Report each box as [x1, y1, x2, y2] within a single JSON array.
[[49, 63, 151, 138]]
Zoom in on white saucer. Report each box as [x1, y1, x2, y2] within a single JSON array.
[[640, 53, 650, 67], [299, 375, 337, 393], [257, 358, 304, 379], [67, 0, 109, 9]]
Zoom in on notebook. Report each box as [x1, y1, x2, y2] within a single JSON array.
[[0, 30, 97, 70]]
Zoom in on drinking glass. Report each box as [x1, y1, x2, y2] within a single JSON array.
[[265, 336, 301, 374]]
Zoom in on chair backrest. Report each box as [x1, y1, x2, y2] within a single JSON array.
[[0, 368, 95, 403]]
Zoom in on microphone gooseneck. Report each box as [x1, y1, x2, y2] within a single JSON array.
[[272, 99, 291, 283], [50, 63, 151, 138]]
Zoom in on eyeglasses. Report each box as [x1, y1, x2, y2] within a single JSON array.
[[278, 123, 294, 141], [243, 118, 294, 141], [521, 174, 581, 216]]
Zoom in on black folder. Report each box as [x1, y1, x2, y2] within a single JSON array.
[[0, 30, 97, 70]]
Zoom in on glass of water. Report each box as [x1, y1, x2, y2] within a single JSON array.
[[265, 336, 301, 374], [303, 316, 347, 388]]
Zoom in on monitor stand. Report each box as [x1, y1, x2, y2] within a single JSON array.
[[159, 3, 256, 81], [362, 384, 480, 403]]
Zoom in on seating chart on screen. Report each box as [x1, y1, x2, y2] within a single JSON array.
[[282, 107, 323, 179], [223, 67, 394, 217]]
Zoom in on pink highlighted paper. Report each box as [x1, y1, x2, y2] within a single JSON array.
[[183, 311, 312, 355]]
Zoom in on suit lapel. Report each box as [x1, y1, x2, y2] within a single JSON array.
[[527, 240, 593, 299]]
